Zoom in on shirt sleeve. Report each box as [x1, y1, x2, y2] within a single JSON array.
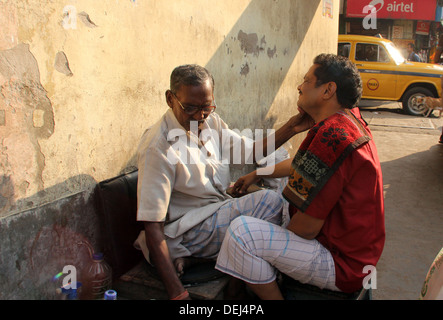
[[136, 145, 175, 222], [303, 164, 346, 220], [303, 144, 370, 220]]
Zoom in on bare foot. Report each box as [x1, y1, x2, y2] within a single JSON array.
[[173, 257, 212, 278], [174, 257, 186, 278]]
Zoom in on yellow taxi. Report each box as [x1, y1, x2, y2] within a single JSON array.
[[338, 34, 443, 115]]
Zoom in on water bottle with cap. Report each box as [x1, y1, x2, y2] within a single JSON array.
[[83, 252, 112, 300], [104, 289, 117, 300]]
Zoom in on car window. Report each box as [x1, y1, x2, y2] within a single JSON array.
[[385, 42, 405, 64], [338, 43, 351, 58], [355, 43, 390, 63]]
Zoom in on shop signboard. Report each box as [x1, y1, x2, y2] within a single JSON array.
[[392, 25, 404, 38], [416, 21, 431, 35], [347, 0, 437, 21]]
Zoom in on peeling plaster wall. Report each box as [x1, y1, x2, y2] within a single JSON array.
[[0, 0, 339, 298]]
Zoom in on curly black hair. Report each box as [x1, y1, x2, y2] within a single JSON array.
[[313, 54, 362, 108]]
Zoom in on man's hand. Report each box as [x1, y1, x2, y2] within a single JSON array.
[[286, 108, 315, 135], [231, 171, 260, 196], [253, 108, 314, 163]]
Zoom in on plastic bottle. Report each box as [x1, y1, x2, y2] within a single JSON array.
[[56, 282, 82, 300], [82, 252, 112, 300], [104, 289, 117, 300]]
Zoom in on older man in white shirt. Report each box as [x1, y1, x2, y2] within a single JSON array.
[[135, 64, 313, 300]]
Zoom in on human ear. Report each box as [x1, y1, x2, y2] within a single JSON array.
[[165, 90, 174, 108], [323, 82, 337, 99]]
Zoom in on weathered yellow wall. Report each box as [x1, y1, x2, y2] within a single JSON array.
[[1, 0, 338, 219], [0, 0, 340, 299], [0, 0, 338, 215]]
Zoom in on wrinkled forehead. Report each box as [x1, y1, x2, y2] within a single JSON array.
[[175, 80, 213, 102]]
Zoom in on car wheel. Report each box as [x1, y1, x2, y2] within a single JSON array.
[[402, 87, 434, 116]]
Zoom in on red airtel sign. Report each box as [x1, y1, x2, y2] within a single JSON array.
[[346, 0, 437, 21]]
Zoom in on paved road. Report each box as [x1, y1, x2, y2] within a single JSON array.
[[359, 101, 443, 300]]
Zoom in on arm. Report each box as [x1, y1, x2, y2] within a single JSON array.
[[137, 136, 187, 298], [232, 110, 314, 195], [143, 221, 190, 300], [232, 158, 292, 195], [285, 146, 357, 240], [252, 108, 314, 162], [286, 210, 325, 240]]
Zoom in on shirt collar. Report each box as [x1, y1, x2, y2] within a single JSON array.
[[165, 109, 186, 139]]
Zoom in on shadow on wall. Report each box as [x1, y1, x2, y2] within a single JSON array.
[[0, 174, 100, 300], [205, 0, 321, 131], [0, 173, 99, 218]]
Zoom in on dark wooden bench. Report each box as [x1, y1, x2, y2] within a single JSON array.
[[94, 169, 371, 300]]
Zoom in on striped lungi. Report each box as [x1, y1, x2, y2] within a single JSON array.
[[215, 215, 340, 291], [181, 189, 283, 260]]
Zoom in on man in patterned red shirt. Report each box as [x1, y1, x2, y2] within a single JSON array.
[[215, 54, 386, 298]]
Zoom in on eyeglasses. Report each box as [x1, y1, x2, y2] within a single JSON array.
[[172, 92, 217, 115]]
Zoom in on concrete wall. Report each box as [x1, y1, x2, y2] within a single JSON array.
[[0, 0, 339, 299]]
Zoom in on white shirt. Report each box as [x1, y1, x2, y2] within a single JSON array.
[[136, 109, 254, 240]]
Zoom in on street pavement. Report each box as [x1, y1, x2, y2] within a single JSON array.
[[359, 101, 443, 300]]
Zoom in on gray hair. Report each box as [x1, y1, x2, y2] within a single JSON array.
[[170, 64, 215, 93]]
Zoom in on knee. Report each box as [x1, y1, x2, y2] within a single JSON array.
[[229, 216, 249, 235], [226, 216, 271, 254], [264, 189, 283, 208], [228, 216, 256, 242]]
